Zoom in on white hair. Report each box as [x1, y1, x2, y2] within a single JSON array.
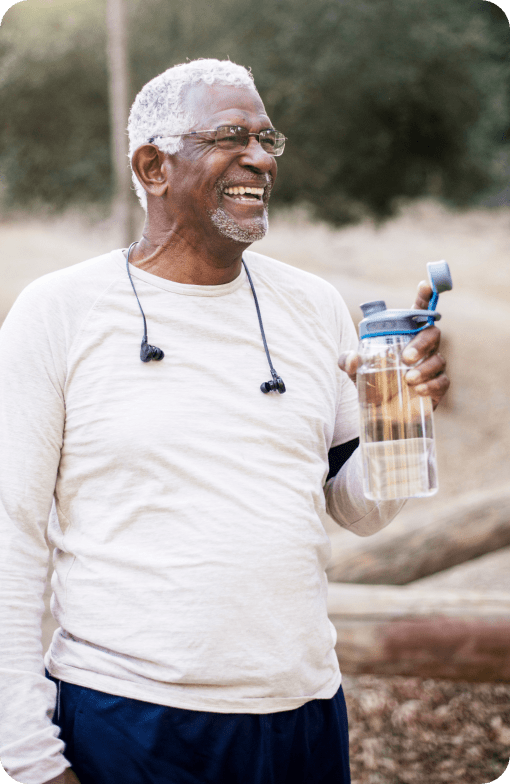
[[128, 59, 256, 211]]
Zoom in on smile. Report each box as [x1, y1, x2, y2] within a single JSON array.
[[223, 186, 265, 200]]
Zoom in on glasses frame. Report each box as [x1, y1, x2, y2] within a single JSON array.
[[148, 125, 287, 157]]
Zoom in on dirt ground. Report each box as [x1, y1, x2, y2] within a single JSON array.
[[342, 674, 510, 784], [3, 200, 510, 783]]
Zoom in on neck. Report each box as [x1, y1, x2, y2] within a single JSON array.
[[129, 215, 251, 285]]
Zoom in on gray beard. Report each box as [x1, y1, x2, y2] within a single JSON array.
[[209, 206, 269, 243]]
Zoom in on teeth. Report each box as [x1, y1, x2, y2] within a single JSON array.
[[224, 186, 264, 197]]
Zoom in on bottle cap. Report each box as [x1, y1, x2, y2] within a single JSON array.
[[358, 305, 440, 338], [427, 260, 452, 293], [358, 261, 452, 339]]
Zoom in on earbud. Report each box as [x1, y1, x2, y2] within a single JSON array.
[[140, 339, 164, 363], [260, 375, 286, 394]]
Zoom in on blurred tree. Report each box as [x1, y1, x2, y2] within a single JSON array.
[[0, 0, 111, 211], [221, 0, 510, 223], [0, 0, 508, 224]]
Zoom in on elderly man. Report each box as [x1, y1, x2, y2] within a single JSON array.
[[0, 60, 448, 784]]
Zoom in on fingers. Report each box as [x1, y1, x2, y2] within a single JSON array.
[[402, 324, 449, 409], [412, 280, 433, 310], [338, 350, 360, 384], [405, 351, 446, 385], [414, 372, 450, 410], [404, 349, 449, 410], [402, 325, 440, 365]]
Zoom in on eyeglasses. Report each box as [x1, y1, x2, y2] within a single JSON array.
[[149, 126, 287, 157]]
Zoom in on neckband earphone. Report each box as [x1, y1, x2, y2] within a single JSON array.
[[125, 242, 286, 394]]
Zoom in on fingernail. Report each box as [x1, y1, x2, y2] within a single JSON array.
[[406, 369, 420, 383], [403, 347, 418, 362], [415, 383, 428, 394]]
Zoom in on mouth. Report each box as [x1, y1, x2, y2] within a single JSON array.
[[222, 185, 265, 202], [218, 178, 272, 209]]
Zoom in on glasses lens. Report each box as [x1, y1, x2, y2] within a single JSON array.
[[214, 127, 286, 156], [259, 130, 285, 156], [215, 126, 249, 150]]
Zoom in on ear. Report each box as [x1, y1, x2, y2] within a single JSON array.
[[131, 144, 170, 199]]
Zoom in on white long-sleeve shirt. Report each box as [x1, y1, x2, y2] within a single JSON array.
[[0, 249, 402, 783]]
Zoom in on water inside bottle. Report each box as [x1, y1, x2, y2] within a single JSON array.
[[362, 438, 437, 500], [358, 363, 437, 500]]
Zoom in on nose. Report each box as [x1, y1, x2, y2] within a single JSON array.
[[238, 136, 276, 175]]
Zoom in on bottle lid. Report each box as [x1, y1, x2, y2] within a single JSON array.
[[358, 261, 452, 339], [358, 304, 440, 338], [427, 260, 452, 293]]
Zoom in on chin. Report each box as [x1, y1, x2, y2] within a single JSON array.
[[209, 207, 268, 243]]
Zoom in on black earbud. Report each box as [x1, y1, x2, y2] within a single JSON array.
[[242, 260, 286, 395], [140, 339, 164, 363], [261, 375, 286, 394], [126, 242, 164, 363]]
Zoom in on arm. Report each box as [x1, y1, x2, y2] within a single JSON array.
[[0, 284, 72, 784], [325, 443, 406, 536]]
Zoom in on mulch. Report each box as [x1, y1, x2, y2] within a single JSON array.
[[343, 674, 510, 784]]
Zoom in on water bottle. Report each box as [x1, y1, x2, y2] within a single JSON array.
[[356, 261, 452, 501]]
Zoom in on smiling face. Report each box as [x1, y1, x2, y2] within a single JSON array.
[[168, 82, 278, 246]]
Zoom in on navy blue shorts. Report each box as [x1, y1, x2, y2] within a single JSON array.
[[45, 671, 350, 784]]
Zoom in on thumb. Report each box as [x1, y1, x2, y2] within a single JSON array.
[[338, 350, 360, 384]]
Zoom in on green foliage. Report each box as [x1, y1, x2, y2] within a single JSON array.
[[0, 0, 509, 223], [222, 0, 510, 223], [0, 0, 110, 210]]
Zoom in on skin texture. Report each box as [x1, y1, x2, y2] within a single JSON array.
[[130, 83, 277, 285], [44, 769, 81, 784], [337, 280, 449, 409]]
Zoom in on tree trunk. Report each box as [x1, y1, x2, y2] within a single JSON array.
[[327, 486, 510, 585], [328, 582, 510, 681], [106, 0, 135, 247]]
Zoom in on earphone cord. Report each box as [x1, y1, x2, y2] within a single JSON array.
[[242, 258, 278, 380], [126, 241, 148, 343]]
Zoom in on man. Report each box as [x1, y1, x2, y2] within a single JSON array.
[[0, 59, 448, 784]]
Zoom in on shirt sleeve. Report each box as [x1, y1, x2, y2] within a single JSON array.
[[324, 447, 406, 536], [0, 283, 71, 783], [330, 289, 360, 448]]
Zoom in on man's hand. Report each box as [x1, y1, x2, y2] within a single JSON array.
[[44, 769, 81, 784], [403, 280, 449, 409], [338, 281, 450, 410]]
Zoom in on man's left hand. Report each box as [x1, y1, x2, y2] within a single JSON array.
[[338, 281, 450, 410]]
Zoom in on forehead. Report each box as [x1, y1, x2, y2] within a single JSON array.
[[182, 82, 271, 130]]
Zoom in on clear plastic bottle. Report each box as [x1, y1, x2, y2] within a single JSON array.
[[356, 261, 452, 501], [357, 333, 437, 501]]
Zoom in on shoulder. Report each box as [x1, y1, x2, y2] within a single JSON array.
[[243, 250, 355, 339], [244, 249, 339, 299], [6, 249, 125, 327], [15, 249, 123, 308], [2, 249, 125, 350]]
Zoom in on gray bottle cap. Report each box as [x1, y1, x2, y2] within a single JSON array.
[[360, 301, 387, 317], [427, 260, 453, 293], [358, 304, 440, 338]]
